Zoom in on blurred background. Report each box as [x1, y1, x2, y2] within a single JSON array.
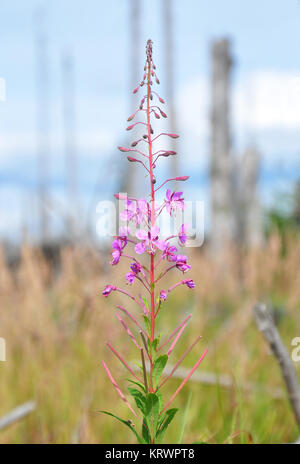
[[0, 0, 300, 444]]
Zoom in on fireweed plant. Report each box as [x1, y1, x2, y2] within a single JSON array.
[[101, 40, 208, 444]]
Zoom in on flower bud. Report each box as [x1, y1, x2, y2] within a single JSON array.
[[159, 97, 165, 104], [118, 146, 130, 152], [127, 156, 138, 162], [133, 86, 139, 94], [168, 133, 180, 138], [152, 177, 156, 184], [127, 113, 135, 122], [154, 112, 160, 119], [131, 140, 138, 147], [176, 176, 189, 181], [143, 135, 148, 139], [126, 124, 134, 131], [155, 77, 160, 84], [160, 110, 167, 118], [114, 193, 127, 200]]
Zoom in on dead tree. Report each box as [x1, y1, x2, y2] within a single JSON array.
[[163, 0, 178, 179], [0, 401, 36, 431], [210, 38, 236, 254], [238, 146, 262, 247], [62, 51, 79, 238], [35, 7, 51, 243], [120, 0, 141, 196], [254, 303, 300, 435]]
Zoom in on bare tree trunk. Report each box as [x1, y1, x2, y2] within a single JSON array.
[[62, 51, 80, 239], [120, 0, 141, 196], [210, 38, 236, 254], [163, 0, 178, 179], [35, 7, 51, 243], [238, 146, 262, 248], [0, 401, 36, 431], [254, 303, 300, 429]]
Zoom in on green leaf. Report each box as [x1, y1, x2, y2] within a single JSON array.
[[142, 419, 151, 444], [156, 389, 164, 414], [128, 387, 146, 415], [100, 410, 144, 444], [177, 392, 192, 444], [126, 379, 146, 393], [143, 316, 151, 336], [141, 297, 150, 312], [152, 354, 168, 390], [144, 393, 160, 439], [156, 408, 178, 443]]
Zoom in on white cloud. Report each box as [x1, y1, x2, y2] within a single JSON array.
[[176, 70, 300, 166], [234, 70, 300, 131]]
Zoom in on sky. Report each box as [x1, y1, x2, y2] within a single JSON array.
[[1, 0, 300, 242]]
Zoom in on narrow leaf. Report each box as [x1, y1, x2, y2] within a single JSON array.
[[156, 408, 178, 443], [128, 387, 146, 415], [100, 411, 144, 444], [152, 355, 168, 390]]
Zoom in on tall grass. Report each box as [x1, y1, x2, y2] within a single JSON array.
[[0, 235, 299, 443]]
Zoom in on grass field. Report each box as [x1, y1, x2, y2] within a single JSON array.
[[0, 235, 299, 444]]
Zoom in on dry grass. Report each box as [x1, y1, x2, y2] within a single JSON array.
[[0, 234, 299, 443]]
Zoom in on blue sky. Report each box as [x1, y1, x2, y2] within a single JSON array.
[[1, 0, 300, 241]]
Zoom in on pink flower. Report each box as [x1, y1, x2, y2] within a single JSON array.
[[165, 189, 184, 216], [126, 272, 136, 284], [135, 226, 167, 255], [176, 255, 191, 273], [120, 199, 148, 225], [183, 279, 195, 289], [126, 262, 142, 285], [178, 224, 188, 245], [110, 239, 124, 265], [110, 227, 130, 265], [102, 285, 116, 297], [162, 245, 178, 262], [160, 290, 168, 301]]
